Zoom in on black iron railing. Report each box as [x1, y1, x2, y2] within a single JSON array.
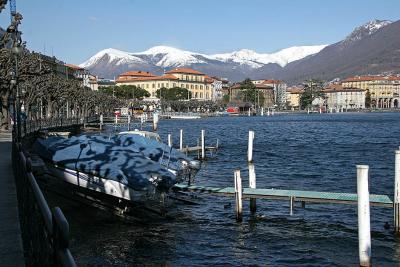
[[12, 130, 80, 266]]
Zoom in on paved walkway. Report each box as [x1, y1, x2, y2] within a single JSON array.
[[0, 132, 25, 266]]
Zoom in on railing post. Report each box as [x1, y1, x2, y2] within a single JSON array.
[[153, 112, 159, 131], [357, 165, 371, 267]]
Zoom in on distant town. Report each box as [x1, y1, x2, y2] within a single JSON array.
[[61, 57, 400, 114]]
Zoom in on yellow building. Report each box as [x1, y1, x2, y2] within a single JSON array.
[[341, 75, 400, 108], [116, 68, 213, 100], [285, 86, 303, 109]]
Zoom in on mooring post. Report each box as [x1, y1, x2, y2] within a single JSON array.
[[216, 138, 219, 150], [234, 169, 243, 222], [357, 165, 371, 267], [115, 114, 118, 124], [248, 130, 254, 163], [127, 115, 131, 131], [168, 134, 172, 147], [100, 114, 103, 131], [153, 113, 159, 131], [261, 107, 264, 116], [394, 150, 400, 233], [180, 129, 183, 150], [197, 138, 200, 159], [249, 163, 256, 213], [289, 196, 294, 215], [201, 129, 205, 160]]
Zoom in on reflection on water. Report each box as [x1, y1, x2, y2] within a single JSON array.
[[54, 113, 400, 266]]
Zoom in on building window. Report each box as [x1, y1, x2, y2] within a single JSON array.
[[146, 84, 149, 89], [166, 83, 169, 88], [152, 83, 155, 88], [195, 85, 198, 89], [158, 83, 160, 88], [173, 83, 176, 87], [161, 83, 164, 87], [186, 84, 189, 89], [206, 93, 209, 99], [200, 92, 203, 98], [200, 85, 203, 90], [191, 85, 194, 89], [195, 92, 198, 98]]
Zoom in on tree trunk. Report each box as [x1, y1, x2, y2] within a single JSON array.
[[0, 92, 10, 131]]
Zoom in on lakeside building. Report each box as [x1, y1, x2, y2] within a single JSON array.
[[64, 64, 90, 88], [323, 84, 365, 111], [285, 86, 303, 109], [341, 75, 400, 108], [229, 83, 275, 108], [115, 68, 213, 100], [252, 79, 287, 108]]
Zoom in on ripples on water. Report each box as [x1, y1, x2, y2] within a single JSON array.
[[61, 113, 400, 266]]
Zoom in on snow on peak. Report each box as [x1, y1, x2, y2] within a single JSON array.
[[135, 45, 205, 67], [345, 19, 392, 43], [79, 48, 144, 68], [80, 44, 327, 69], [211, 45, 327, 67]]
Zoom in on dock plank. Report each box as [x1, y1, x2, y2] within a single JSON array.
[[173, 184, 393, 207]]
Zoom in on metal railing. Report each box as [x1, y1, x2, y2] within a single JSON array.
[[12, 142, 77, 267], [21, 115, 99, 137]]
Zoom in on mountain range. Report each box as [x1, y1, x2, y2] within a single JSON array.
[[80, 19, 400, 84]]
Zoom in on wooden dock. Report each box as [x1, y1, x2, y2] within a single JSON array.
[[173, 184, 393, 207], [0, 132, 25, 267]]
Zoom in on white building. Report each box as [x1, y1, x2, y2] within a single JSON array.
[[324, 84, 365, 111]]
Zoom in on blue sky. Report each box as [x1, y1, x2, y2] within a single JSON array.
[[0, 0, 398, 64]]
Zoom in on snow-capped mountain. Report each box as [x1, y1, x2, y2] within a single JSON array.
[[80, 44, 326, 72], [79, 19, 400, 83], [343, 19, 392, 44]]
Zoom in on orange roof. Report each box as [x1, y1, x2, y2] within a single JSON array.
[[65, 64, 84, 70], [287, 87, 304, 94], [119, 71, 156, 77], [165, 68, 204, 75], [204, 75, 214, 83], [230, 83, 273, 90], [116, 74, 179, 83], [341, 75, 386, 83], [323, 84, 364, 93], [261, 79, 283, 85]]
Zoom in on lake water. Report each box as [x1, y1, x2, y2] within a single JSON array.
[[62, 113, 400, 266]]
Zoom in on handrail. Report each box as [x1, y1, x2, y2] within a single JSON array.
[[12, 141, 77, 267]]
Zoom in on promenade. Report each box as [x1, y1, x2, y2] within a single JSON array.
[[0, 132, 25, 266]]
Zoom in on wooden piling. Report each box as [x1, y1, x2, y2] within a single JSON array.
[[100, 114, 103, 131], [357, 165, 371, 267], [180, 129, 183, 150], [395, 150, 400, 233], [248, 130, 254, 163], [115, 114, 118, 124], [201, 130, 205, 159], [168, 134, 172, 147], [289, 196, 294, 215], [249, 163, 256, 213], [153, 113, 159, 131], [234, 169, 243, 222], [261, 107, 264, 116]]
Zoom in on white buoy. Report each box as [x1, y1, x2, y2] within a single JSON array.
[[357, 165, 371, 267], [249, 163, 256, 213], [234, 169, 243, 222], [247, 130, 254, 163], [153, 113, 159, 131], [395, 150, 400, 233], [168, 134, 172, 147], [201, 129, 205, 159], [179, 129, 183, 150]]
